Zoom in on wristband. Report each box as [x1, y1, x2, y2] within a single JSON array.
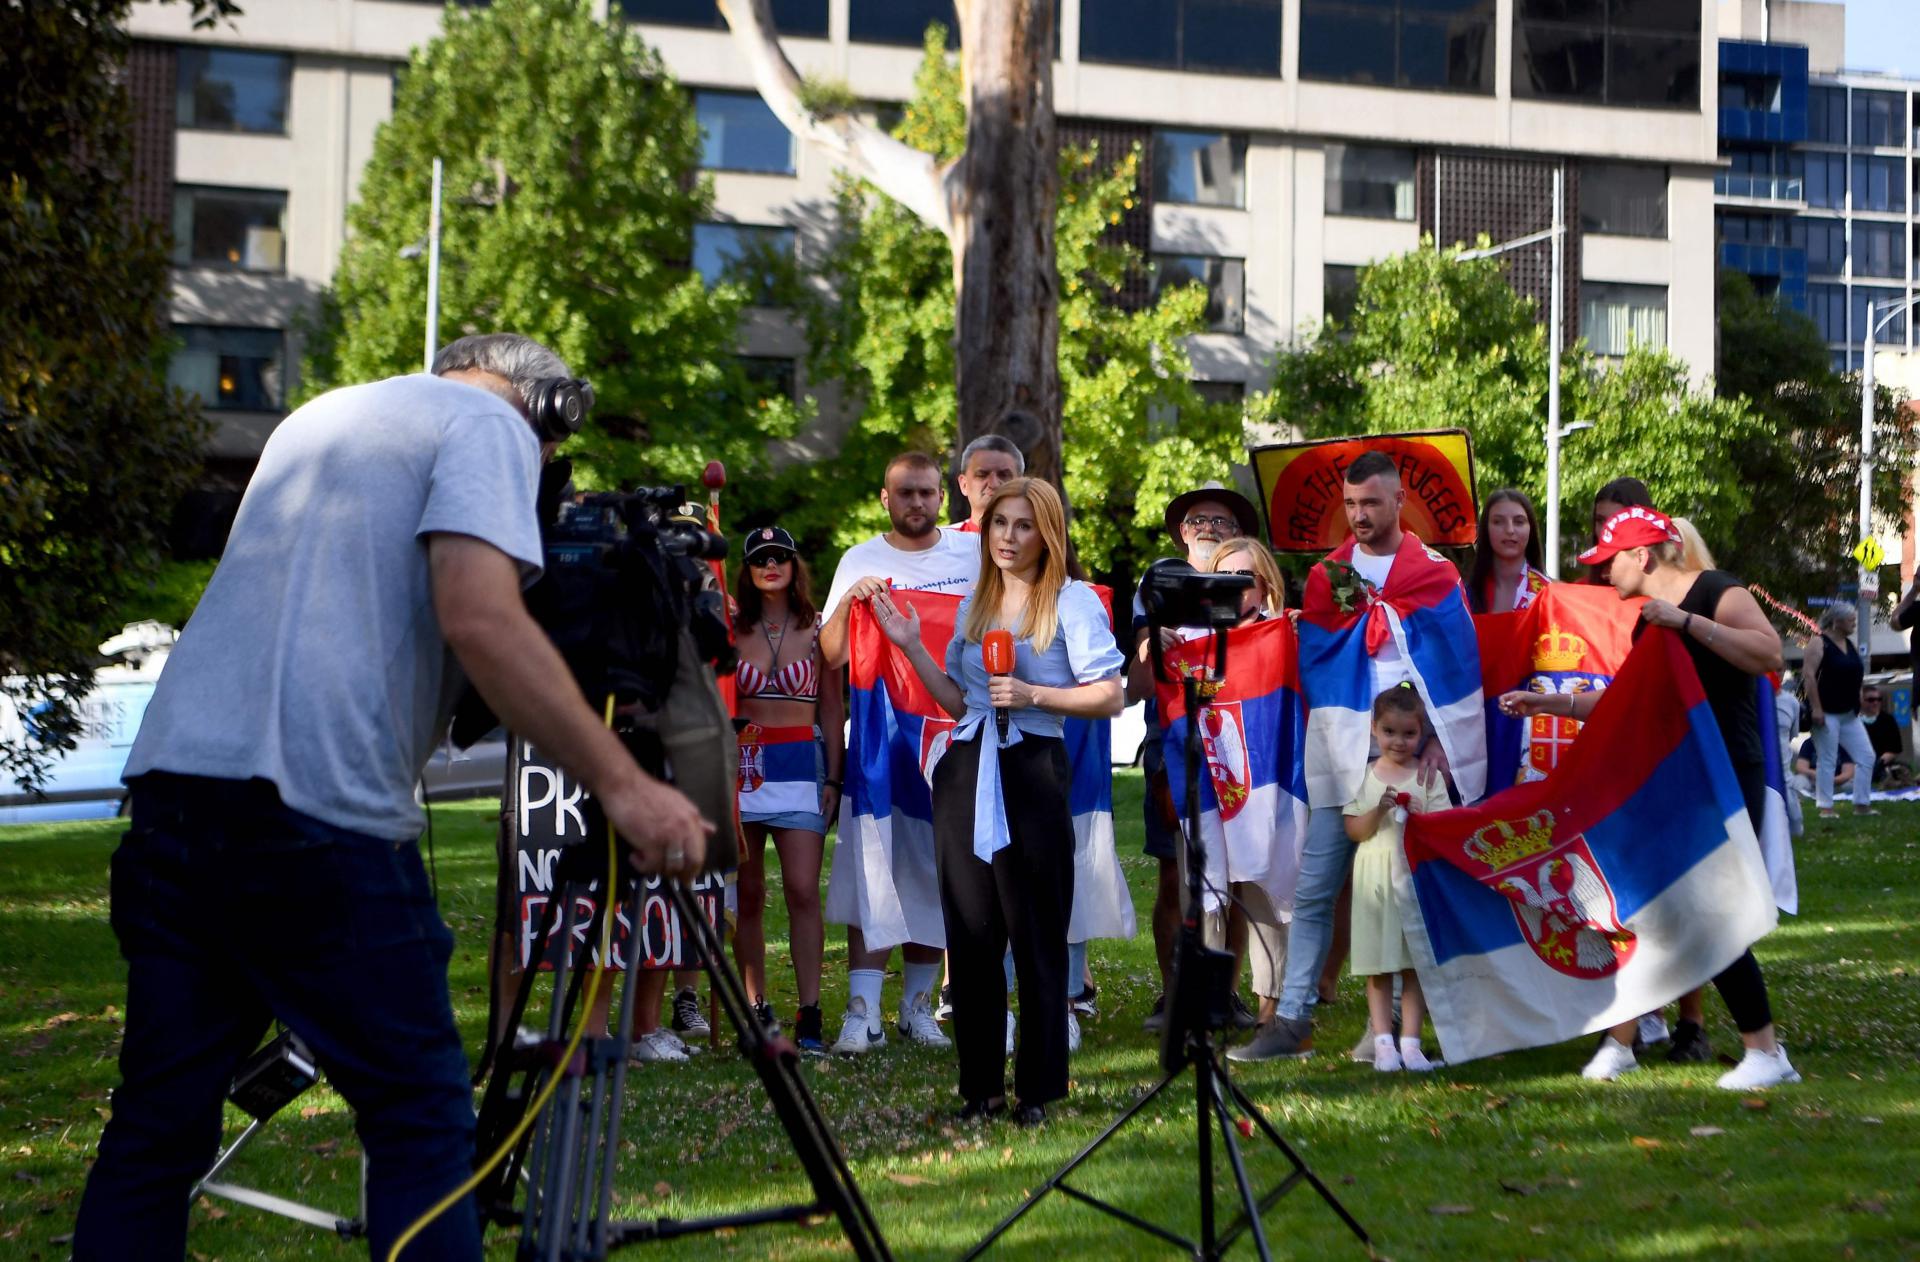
[[1683, 613, 1694, 637], [823, 778, 842, 790]]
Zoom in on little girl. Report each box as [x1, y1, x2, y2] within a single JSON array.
[[1343, 684, 1449, 1073]]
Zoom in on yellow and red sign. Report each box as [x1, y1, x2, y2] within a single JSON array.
[[1250, 429, 1478, 554]]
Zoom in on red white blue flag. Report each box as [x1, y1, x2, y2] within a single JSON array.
[[1155, 619, 1310, 915], [1399, 629, 1779, 1064]]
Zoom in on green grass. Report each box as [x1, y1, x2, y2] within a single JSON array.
[[3, 776, 1917, 1260]]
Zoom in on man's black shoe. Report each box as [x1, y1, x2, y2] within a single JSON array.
[[1665, 1019, 1714, 1064], [954, 1097, 1006, 1122], [1010, 1101, 1047, 1127]]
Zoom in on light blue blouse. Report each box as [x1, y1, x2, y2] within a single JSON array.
[[941, 581, 1126, 863]]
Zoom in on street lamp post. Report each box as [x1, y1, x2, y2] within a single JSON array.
[[399, 157, 445, 373], [1856, 294, 1920, 644]]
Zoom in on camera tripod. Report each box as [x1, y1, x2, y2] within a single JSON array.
[[472, 822, 891, 1262], [966, 618, 1369, 1261]]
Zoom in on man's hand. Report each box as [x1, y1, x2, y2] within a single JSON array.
[[1415, 738, 1449, 790], [844, 576, 890, 607], [599, 776, 713, 879]]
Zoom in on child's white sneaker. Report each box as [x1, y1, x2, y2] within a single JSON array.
[[1581, 1036, 1639, 1081], [1398, 1037, 1436, 1072], [1372, 1034, 1403, 1073]]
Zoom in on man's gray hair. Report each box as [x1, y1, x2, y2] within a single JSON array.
[[432, 333, 571, 407], [959, 433, 1026, 474]]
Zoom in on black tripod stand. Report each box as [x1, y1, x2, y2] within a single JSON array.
[[471, 824, 891, 1261], [967, 575, 1370, 1260]]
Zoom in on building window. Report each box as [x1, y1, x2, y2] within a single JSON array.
[[170, 186, 286, 272], [1808, 86, 1848, 144], [1807, 282, 1846, 343], [167, 325, 285, 411], [1325, 145, 1416, 220], [1851, 155, 1905, 212], [1806, 152, 1846, 209], [1580, 282, 1666, 356], [1854, 286, 1907, 344], [1804, 218, 1845, 274], [1513, 0, 1699, 110], [692, 222, 795, 304], [694, 90, 795, 174], [1152, 254, 1246, 333], [1323, 264, 1361, 324], [1580, 162, 1666, 237], [738, 355, 797, 404], [616, 0, 828, 36], [1851, 90, 1902, 147], [1152, 130, 1247, 208], [176, 47, 292, 134], [1852, 223, 1907, 279], [1081, 0, 1283, 78], [1192, 380, 1246, 406], [1299, 0, 1494, 94], [848, 0, 957, 46]]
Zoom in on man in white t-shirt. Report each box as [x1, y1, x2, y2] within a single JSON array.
[[820, 452, 979, 1054], [945, 434, 1025, 534]]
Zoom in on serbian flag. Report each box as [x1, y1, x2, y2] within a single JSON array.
[[1753, 675, 1798, 915], [1473, 583, 1641, 791], [838, 590, 1132, 951], [1298, 534, 1486, 808], [1398, 629, 1778, 1064], [1155, 619, 1310, 915]]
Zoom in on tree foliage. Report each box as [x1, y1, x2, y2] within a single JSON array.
[[302, 0, 796, 492], [1258, 243, 1767, 574], [783, 27, 1242, 590], [1, 0, 214, 787]]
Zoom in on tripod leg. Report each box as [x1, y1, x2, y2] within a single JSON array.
[[1217, 1057, 1371, 1247], [1197, 1050, 1214, 1255], [1206, 1071, 1274, 1262]]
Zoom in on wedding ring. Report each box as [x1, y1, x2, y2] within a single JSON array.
[[666, 846, 686, 868]]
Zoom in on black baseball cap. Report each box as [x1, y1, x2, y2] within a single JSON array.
[[743, 525, 797, 560]]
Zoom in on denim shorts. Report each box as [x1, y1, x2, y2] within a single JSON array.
[[740, 728, 829, 835]]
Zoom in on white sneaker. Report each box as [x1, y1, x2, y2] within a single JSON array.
[[1715, 1045, 1801, 1090], [832, 997, 887, 1055], [630, 1029, 689, 1063], [659, 1027, 701, 1057], [1350, 1030, 1375, 1063], [1637, 1013, 1671, 1047], [1399, 1039, 1437, 1072], [1581, 1036, 1639, 1081], [1005, 1010, 1016, 1057], [1372, 1035, 1403, 1073], [1066, 1011, 1082, 1055], [898, 996, 952, 1048]]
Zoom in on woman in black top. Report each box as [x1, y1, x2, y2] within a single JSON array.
[[1802, 605, 1878, 818], [1499, 506, 1800, 1091]]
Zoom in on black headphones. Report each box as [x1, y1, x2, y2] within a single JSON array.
[[523, 377, 595, 444]]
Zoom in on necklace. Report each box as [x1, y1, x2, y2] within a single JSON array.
[[760, 616, 787, 666]]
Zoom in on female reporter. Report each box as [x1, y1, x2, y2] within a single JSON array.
[[1466, 489, 1548, 614], [873, 478, 1123, 1125], [1498, 507, 1799, 1090], [731, 526, 843, 1054]]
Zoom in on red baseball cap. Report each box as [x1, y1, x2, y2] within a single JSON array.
[[1578, 506, 1682, 566]]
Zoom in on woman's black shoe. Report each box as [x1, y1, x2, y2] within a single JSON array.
[[1010, 1101, 1047, 1127], [1665, 1019, 1714, 1063], [955, 1097, 1006, 1122]]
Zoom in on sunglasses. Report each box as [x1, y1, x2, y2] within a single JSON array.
[[751, 550, 794, 568]]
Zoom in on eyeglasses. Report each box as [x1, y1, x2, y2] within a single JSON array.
[[1183, 514, 1240, 532], [1217, 567, 1258, 578], [1864, 695, 1883, 704], [751, 550, 794, 568]]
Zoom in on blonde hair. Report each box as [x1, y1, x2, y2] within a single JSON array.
[[964, 478, 1073, 652], [1670, 517, 1716, 571], [1208, 537, 1287, 615]]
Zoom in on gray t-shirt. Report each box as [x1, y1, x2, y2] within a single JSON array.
[[124, 373, 544, 839]]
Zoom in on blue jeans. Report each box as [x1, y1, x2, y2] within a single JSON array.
[[74, 775, 480, 1261], [1275, 805, 1356, 1023]]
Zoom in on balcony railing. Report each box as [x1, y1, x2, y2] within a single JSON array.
[[1714, 173, 1806, 202]]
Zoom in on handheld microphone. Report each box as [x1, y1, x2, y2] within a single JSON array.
[[983, 629, 1015, 743]]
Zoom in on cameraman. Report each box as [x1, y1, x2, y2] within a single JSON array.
[[73, 334, 712, 1262]]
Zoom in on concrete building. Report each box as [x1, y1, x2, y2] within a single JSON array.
[[127, 0, 1725, 486]]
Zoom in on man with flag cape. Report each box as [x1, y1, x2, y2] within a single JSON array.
[[1232, 450, 1485, 1063]]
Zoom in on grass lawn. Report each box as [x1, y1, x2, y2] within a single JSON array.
[[2, 775, 1916, 1261]]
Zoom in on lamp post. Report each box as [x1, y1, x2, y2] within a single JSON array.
[[1454, 164, 1570, 575], [1856, 294, 1920, 645], [399, 157, 445, 373]]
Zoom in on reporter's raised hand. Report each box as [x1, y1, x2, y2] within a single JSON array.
[[601, 774, 714, 879], [871, 590, 922, 648]]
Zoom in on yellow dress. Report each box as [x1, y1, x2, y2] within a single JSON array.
[[1343, 764, 1450, 977]]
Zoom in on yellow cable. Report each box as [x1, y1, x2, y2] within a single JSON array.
[[388, 696, 622, 1262]]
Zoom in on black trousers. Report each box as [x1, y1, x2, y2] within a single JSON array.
[[1711, 760, 1775, 1033], [932, 734, 1075, 1105]]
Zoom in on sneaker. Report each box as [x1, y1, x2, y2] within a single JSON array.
[[1665, 1019, 1713, 1064], [751, 1000, 780, 1035], [1066, 1011, 1082, 1055], [794, 1004, 825, 1054], [1227, 992, 1259, 1031], [1373, 1035, 1403, 1073], [659, 1027, 701, 1056], [630, 1029, 689, 1063], [1580, 1036, 1639, 1081], [899, 995, 952, 1047], [1226, 1015, 1314, 1062], [1070, 982, 1098, 1019], [934, 984, 954, 1022], [1399, 1039, 1437, 1072], [1637, 1013, 1671, 1047], [672, 988, 711, 1040], [1142, 993, 1168, 1033], [1350, 1030, 1375, 1064], [831, 997, 887, 1055], [1715, 1044, 1801, 1090], [1005, 1010, 1016, 1057]]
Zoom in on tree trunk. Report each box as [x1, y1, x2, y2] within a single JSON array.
[[950, 0, 1061, 485]]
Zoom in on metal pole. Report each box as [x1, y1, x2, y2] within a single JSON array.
[[424, 156, 443, 373], [1858, 316, 1878, 650], [1546, 165, 1565, 579]]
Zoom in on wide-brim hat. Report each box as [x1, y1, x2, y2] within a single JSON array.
[[1164, 482, 1261, 542], [743, 525, 797, 560], [1577, 506, 1679, 567]]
